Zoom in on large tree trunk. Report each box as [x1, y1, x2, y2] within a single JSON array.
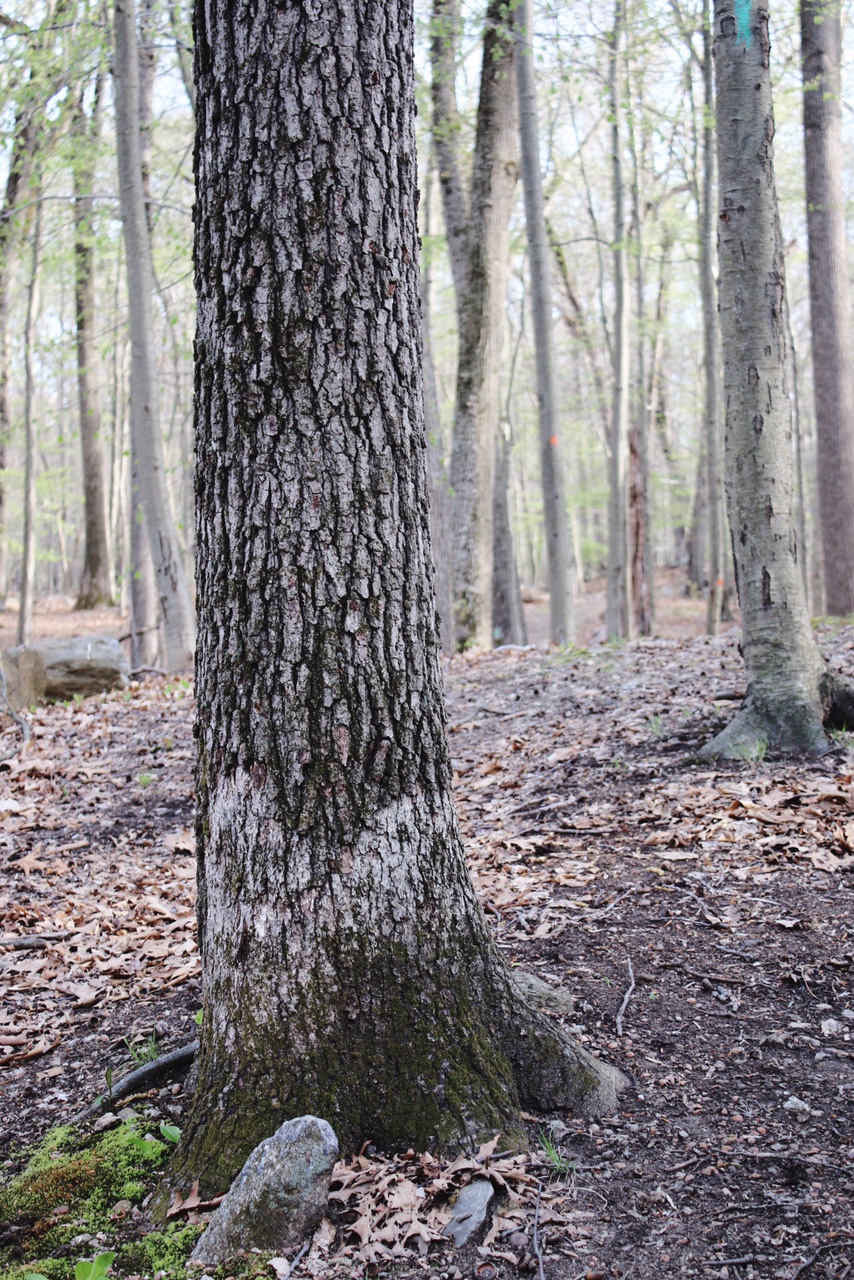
[[113, 0, 195, 672], [701, 0, 723, 635], [704, 0, 852, 757], [169, 0, 623, 1200], [73, 85, 114, 610], [514, 0, 574, 645], [800, 0, 854, 617], [607, 0, 631, 641], [443, 0, 519, 649], [17, 193, 41, 647]]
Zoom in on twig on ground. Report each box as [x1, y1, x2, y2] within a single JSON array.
[[0, 932, 69, 949], [532, 1181, 545, 1280], [700, 1257, 753, 1269], [792, 1246, 833, 1280], [69, 1039, 198, 1123], [284, 1241, 311, 1277], [615, 957, 635, 1037]]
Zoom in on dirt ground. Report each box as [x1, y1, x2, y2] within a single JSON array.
[[1, 584, 853, 1280]]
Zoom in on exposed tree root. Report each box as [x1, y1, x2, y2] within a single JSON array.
[[701, 669, 854, 759]]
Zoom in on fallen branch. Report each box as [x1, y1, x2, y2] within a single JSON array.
[[0, 931, 69, 950], [615, 958, 635, 1037], [69, 1039, 198, 1123]]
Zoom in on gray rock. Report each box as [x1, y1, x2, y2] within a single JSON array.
[[442, 1178, 495, 1247], [92, 1113, 120, 1133], [1, 636, 129, 710], [190, 1116, 338, 1265], [117, 1107, 138, 1121]]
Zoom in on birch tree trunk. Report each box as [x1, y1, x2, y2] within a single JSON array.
[[514, 0, 574, 646], [607, 0, 631, 641], [17, 193, 41, 648], [113, 0, 195, 672], [800, 0, 854, 617], [169, 0, 623, 1198], [705, 0, 854, 756], [73, 85, 114, 610], [701, 0, 723, 635], [444, 0, 519, 649]]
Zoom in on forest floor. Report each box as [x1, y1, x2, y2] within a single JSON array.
[[1, 590, 853, 1280]]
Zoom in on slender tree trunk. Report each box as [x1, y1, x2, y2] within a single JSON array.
[[514, 0, 574, 645], [607, 0, 630, 641], [686, 445, 706, 592], [702, 0, 723, 634], [73, 85, 114, 610], [0, 109, 38, 610], [441, 0, 519, 649], [421, 150, 453, 652], [705, 0, 853, 757], [800, 0, 854, 616], [785, 285, 810, 609], [168, 0, 623, 1201], [492, 423, 526, 645], [169, 0, 195, 115], [430, 0, 469, 322], [18, 193, 41, 647], [113, 0, 195, 671]]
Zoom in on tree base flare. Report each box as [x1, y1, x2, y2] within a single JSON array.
[[155, 977, 627, 1215], [700, 671, 854, 759]]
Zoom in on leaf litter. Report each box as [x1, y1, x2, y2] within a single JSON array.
[[3, 629, 854, 1279]]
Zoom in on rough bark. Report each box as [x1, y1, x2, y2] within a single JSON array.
[[701, 0, 723, 635], [704, 0, 850, 757], [800, 0, 854, 617], [169, 0, 624, 1201], [492, 423, 527, 646], [73, 84, 114, 610], [430, 0, 469, 321], [113, 0, 195, 671], [443, 0, 519, 649], [514, 0, 574, 646], [17, 192, 41, 648], [607, 0, 631, 641]]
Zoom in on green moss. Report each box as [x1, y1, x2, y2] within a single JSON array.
[[0, 1123, 170, 1278], [115, 1224, 204, 1280]]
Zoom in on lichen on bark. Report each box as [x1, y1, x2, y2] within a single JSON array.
[[167, 0, 625, 1207]]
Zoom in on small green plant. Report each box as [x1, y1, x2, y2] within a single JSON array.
[[194, 1008, 204, 1026], [648, 713, 662, 736], [74, 1253, 116, 1280], [159, 1122, 180, 1144], [125, 1033, 159, 1065], [137, 772, 154, 789], [537, 1128, 576, 1178], [830, 727, 854, 749], [731, 735, 768, 764]]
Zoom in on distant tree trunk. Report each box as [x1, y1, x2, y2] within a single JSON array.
[[0, 108, 38, 609], [169, 0, 195, 115], [421, 150, 453, 652], [73, 85, 114, 610], [627, 56, 653, 638], [607, 0, 630, 641], [113, 0, 195, 671], [492, 423, 527, 645], [701, 0, 723, 634], [705, 0, 854, 757], [18, 193, 42, 647], [686, 446, 706, 591], [514, 0, 574, 645], [442, 4, 519, 649], [800, 0, 854, 616], [785, 286, 810, 609], [168, 0, 623, 1199]]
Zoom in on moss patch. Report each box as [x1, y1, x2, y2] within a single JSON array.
[[0, 1123, 169, 1280]]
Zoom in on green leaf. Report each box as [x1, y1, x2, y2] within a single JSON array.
[[194, 1008, 203, 1026], [159, 1122, 181, 1143], [75, 1253, 116, 1280], [26, 1273, 49, 1280]]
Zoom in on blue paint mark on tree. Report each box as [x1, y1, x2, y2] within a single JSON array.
[[735, 0, 752, 46]]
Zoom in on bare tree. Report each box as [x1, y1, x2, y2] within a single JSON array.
[[167, 0, 624, 1196], [801, 0, 854, 616], [17, 191, 42, 646], [514, 0, 574, 645], [113, 0, 195, 671], [704, 0, 853, 756]]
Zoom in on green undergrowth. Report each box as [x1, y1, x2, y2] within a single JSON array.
[[0, 1122, 201, 1280]]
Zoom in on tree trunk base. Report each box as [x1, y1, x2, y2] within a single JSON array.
[[155, 974, 626, 1215], [701, 670, 854, 759]]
